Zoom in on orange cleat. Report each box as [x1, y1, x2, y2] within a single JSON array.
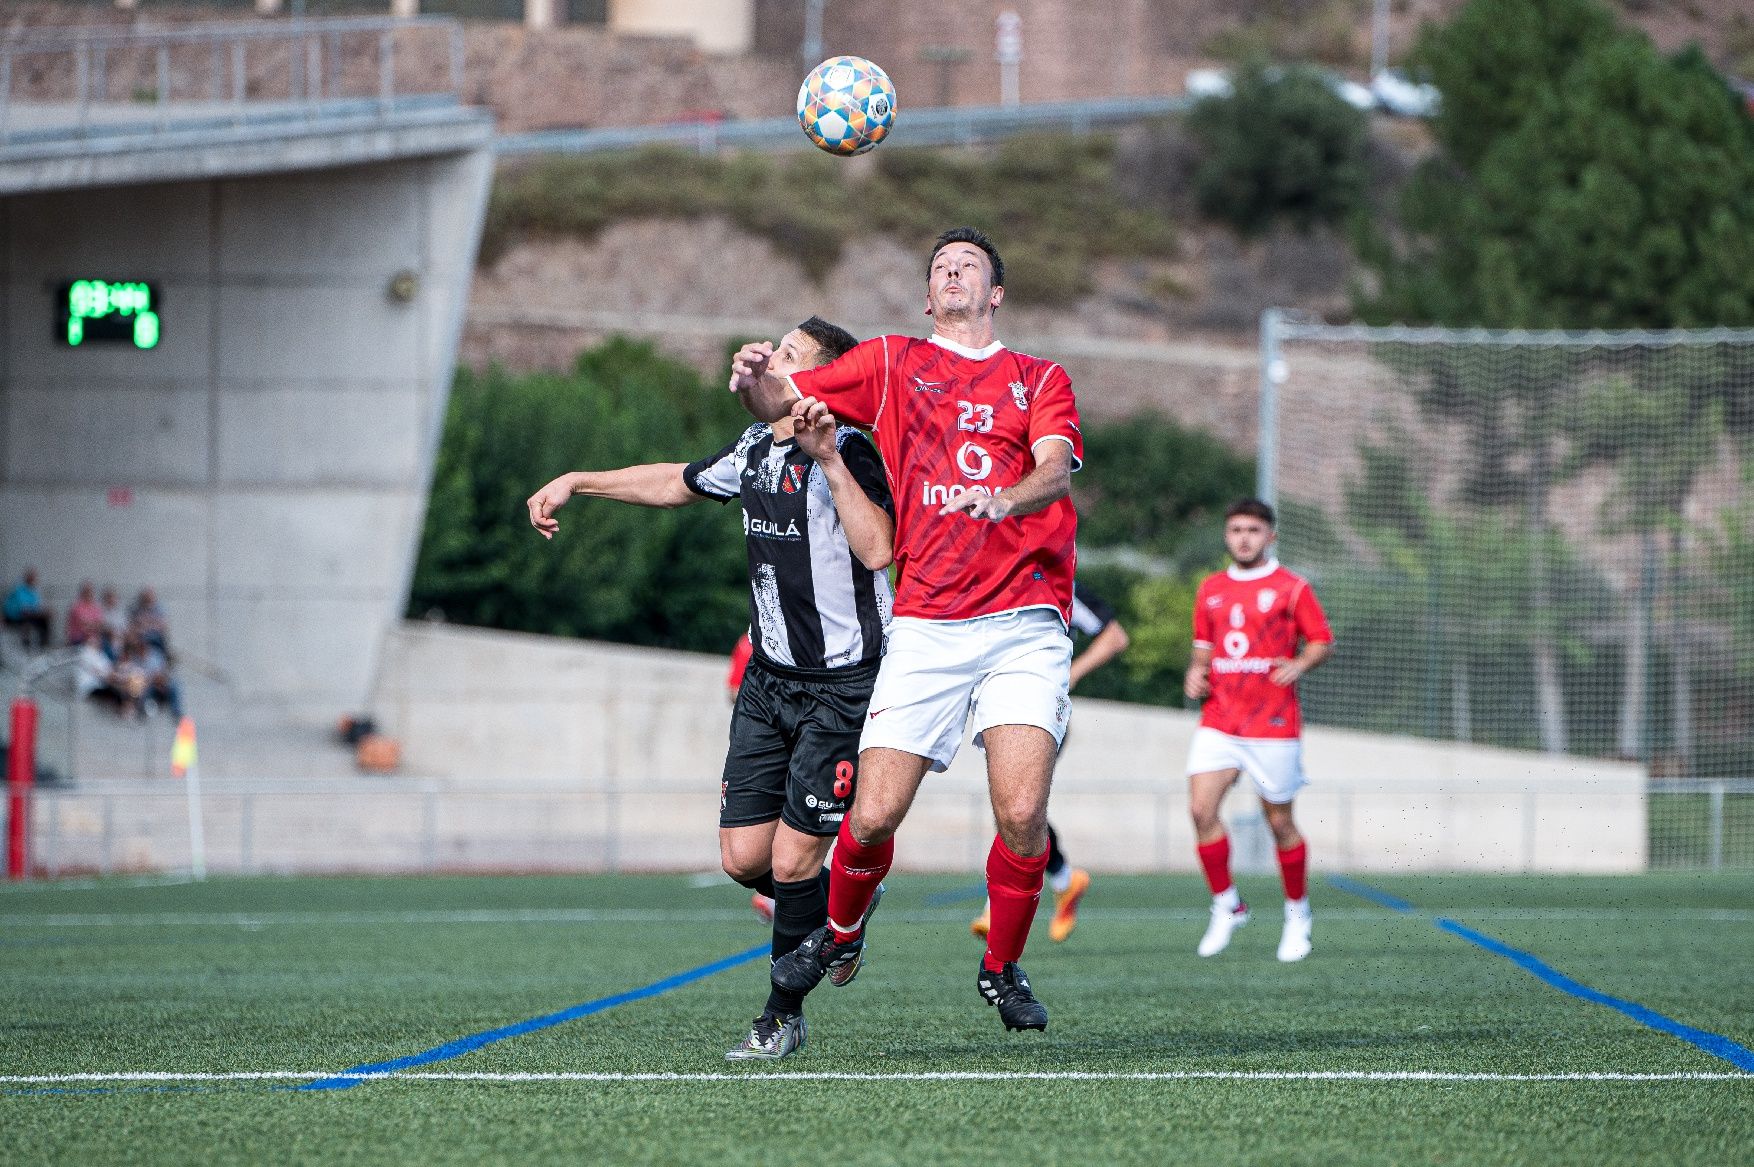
[[1048, 868, 1091, 942], [970, 901, 991, 939]]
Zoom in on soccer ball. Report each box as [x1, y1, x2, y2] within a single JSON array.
[[797, 56, 896, 156]]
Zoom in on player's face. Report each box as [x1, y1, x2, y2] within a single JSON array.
[[1224, 516, 1275, 567], [926, 243, 1003, 321], [768, 329, 819, 378]]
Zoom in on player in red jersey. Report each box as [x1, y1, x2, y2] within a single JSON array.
[[1184, 498, 1332, 961], [729, 226, 1081, 1034]]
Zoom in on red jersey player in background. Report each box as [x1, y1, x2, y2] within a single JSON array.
[[1184, 498, 1333, 962], [730, 226, 1081, 1035]]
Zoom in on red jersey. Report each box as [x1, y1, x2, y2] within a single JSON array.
[[1192, 560, 1332, 739], [790, 334, 1082, 623]]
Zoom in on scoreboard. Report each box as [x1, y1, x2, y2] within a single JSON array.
[[57, 280, 161, 350]]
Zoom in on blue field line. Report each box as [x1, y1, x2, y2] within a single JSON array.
[[302, 942, 770, 1091], [1434, 918, 1754, 1074], [922, 883, 987, 907], [1323, 874, 1416, 913], [1326, 875, 1753, 1075]]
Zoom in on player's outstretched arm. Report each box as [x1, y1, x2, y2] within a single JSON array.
[[728, 341, 798, 423], [1070, 620, 1130, 689], [526, 464, 697, 539], [793, 400, 894, 570], [939, 438, 1073, 522]]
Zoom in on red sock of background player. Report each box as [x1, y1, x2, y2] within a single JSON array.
[[983, 834, 1048, 973], [826, 818, 891, 942], [1277, 840, 1308, 903], [1197, 835, 1241, 910]]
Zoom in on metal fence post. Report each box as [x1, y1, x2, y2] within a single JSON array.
[[421, 789, 438, 872], [77, 41, 91, 131], [157, 45, 171, 132], [378, 30, 394, 108], [1708, 781, 1725, 871], [1257, 308, 1283, 510], [0, 51, 12, 140], [100, 794, 114, 875]]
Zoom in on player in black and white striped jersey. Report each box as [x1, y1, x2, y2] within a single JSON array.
[[526, 317, 893, 1061], [970, 579, 1130, 943]]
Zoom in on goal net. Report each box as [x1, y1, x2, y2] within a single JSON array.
[[1260, 312, 1754, 802]]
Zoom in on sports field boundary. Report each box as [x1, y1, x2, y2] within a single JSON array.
[[5, 1070, 1750, 1087], [1325, 875, 1754, 1073]]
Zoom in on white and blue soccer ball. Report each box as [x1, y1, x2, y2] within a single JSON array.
[[797, 56, 897, 156]]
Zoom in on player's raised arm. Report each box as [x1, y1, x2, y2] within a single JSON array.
[[729, 341, 799, 423], [794, 401, 894, 570], [526, 463, 698, 539]]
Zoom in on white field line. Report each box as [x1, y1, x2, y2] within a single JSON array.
[[2, 907, 1751, 929], [1, 1070, 1748, 1085]]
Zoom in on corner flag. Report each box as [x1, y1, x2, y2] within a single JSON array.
[[171, 717, 197, 778]]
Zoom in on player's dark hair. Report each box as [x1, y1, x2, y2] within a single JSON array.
[[1226, 498, 1276, 526], [797, 316, 857, 365], [928, 226, 1005, 289]]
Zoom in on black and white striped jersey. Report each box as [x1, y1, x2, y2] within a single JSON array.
[[684, 423, 894, 673], [1070, 581, 1117, 638]]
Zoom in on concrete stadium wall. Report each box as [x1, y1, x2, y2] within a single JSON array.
[[0, 150, 493, 721], [28, 622, 1646, 876], [357, 622, 1646, 875]]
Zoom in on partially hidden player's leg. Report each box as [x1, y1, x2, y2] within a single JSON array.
[[768, 747, 930, 999], [1262, 796, 1312, 962], [977, 722, 1056, 1032], [1189, 767, 1250, 956]]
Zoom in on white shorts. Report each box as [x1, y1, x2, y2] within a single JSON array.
[[1185, 726, 1308, 805], [860, 608, 1072, 773]]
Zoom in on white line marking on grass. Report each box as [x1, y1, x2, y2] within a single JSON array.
[[2, 1071, 1748, 1085], [3, 907, 1750, 929]]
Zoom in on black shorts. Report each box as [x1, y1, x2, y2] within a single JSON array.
[[720, 656, 877, 837]]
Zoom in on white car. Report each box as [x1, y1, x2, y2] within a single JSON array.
[[1371, 69, 1441, 117], [1185, 65, 1377, 112]]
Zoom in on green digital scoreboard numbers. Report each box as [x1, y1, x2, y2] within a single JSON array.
[[56, 280, 161, 350]]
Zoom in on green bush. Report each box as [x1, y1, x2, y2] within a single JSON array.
[[1186, 63, 1370, 236], [408, 338, 754, 653]]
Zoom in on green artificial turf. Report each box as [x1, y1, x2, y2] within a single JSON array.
[[2, 871, 1749, 1165]]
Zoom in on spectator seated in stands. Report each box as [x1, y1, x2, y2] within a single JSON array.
[[130, 587, 169, 652], [3, 567, 52, 652], [99, 586, 127, 644], [109, 633, 153, 720], [76, 630, 126, 709], [65, 581, 104, 647]]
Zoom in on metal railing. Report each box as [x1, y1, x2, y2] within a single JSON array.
[[0, 16, 466, 146], [495, 94, 1194, 157]]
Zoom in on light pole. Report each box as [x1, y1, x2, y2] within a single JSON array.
[[803, 0, 825, 69]]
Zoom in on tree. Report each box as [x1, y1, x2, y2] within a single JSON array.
[[1358, 0, 1754, 754]]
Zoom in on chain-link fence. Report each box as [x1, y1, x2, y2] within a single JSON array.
[[1259, 312, 1754, 798]]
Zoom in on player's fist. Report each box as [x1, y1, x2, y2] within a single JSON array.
[[1184, 668, 1210, 701], [526, 474, 577, 540], [1269, 657, 1303, 687], [793, 397, 840, 462], [728, 341, 773, 393], [940, 490, 1013, 521]]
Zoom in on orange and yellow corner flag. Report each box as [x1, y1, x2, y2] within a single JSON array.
[[170, 717, 197, 778]]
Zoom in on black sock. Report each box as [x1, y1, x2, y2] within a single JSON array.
[[1045, 823, 1067, 878], [765, 874, 827, 1017], [734, 870, 776, 899]]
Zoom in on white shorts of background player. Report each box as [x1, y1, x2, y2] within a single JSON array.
[[1184, 726, 1309, 805], [860, 608, 1072, 772]]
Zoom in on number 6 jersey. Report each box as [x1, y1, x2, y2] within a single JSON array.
[[1192, 559, 1333, 739], [788, 334, 1083, 624]]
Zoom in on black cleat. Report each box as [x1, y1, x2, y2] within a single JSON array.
[[771, 925, 864, 996], [977, 960, 1048, 1032]]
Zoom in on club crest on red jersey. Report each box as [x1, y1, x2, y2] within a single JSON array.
[[1009, 381, 1030, 411], [1257, 588, 1277, 613]]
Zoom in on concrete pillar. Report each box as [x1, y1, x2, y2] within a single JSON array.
[[391, 0, 420, 17], [524, 0, 558, 31]]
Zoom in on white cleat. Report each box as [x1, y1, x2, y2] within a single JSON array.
[[1197, 900, 1249, 957], [1277, 900, 1313, 962]]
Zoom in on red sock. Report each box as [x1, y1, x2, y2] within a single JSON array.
[[826, 818, 892, 941], [983, 835, 1049, 972], [1196, 835, 1233, 896], [1277, 840, 1308, 902]]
